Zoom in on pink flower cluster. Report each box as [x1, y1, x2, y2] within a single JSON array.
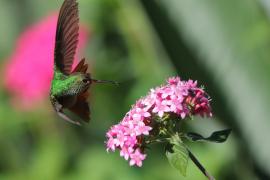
[[106, 76, 212, 167], [106, 101, 151, 167]]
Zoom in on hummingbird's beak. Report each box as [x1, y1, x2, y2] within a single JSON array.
[[91, 79, 119, 85]]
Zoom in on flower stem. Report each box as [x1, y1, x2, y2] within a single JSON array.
[[187, 148, 215, 180]]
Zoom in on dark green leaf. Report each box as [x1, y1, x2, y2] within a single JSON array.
[[166, 141, 189, 176], [186, 129, 232, 143]]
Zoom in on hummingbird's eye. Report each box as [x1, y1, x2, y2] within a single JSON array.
[[82, 79, 89, 84]]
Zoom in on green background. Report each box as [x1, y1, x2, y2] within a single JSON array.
[[0, 0, 270, 179]]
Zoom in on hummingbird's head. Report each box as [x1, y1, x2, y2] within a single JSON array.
[[68, 73, 92, 95], [64, 73, 117, 96]]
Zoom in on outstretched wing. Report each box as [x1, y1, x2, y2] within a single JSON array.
[[54, 0, 79, 75]]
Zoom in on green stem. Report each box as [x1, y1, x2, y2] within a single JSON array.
[[164, 124, 175, 137], [187, 148, 215, 180]]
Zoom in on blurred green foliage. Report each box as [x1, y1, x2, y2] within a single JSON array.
[[0, 0, 270, 179]]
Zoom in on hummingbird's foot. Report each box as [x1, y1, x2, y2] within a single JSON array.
[[57, 111, 81, 126], [52, 98, 81, 126]]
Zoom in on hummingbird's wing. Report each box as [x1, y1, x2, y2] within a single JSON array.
[[69, 91, 90, 122], [54, 0, 79, 75], [72, 58, 88, 73]]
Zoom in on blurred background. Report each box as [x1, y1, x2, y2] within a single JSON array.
[[0, 0, 270, 179]]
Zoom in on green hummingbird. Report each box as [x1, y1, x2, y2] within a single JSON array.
[[50, 0, 116, 125]]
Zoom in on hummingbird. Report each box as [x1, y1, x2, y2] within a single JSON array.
[[50, 0, 117, 126]]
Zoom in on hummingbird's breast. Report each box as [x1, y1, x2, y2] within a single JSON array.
[[58, 95, 77, 108]]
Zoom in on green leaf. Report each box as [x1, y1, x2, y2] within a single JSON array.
[[186, 129, 232, 143], [166, 140, 189, 176]]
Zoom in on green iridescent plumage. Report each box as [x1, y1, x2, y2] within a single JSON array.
[[51, 72, 83, 96]]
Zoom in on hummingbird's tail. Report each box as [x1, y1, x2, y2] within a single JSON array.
[[91, 79, 119, 85]]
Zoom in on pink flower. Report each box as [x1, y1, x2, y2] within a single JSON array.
[[185, 88, 212, 117], [161, 87, 174, 99], [152, 100, 171, 117], [120, 146, 134, 160], [106, 76, 212, 167], [129, 149, 146, 167], [3, 14, 89, 109], [131, 108, 151, 121], [135, 122, 152, 136], [115, 132, 127, 148], [167, 76, 181, 85], [106, 138, 116, 152], [124, 136, 138, 147], [106, 105, 152, 166]]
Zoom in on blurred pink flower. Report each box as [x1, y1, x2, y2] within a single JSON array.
[[4, 14, 89, 109]]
